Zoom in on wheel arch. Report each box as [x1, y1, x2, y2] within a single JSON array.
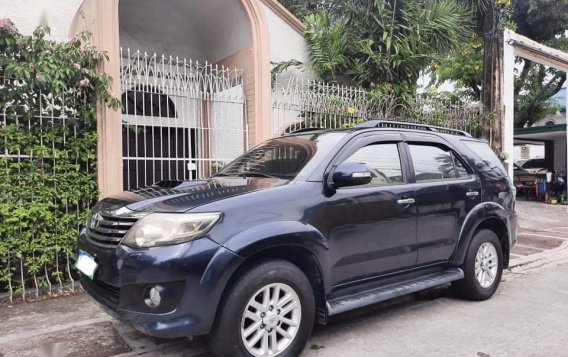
[[452, 203, 511, 268], [209, 222, 330, 329]]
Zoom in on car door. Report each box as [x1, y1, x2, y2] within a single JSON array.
[[404, 135, 481, 265], [323, 134, 418, 286]]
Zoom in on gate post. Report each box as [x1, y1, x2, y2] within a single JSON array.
[[70, 0, 123, 198]]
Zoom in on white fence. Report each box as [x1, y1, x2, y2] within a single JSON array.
[[120, 49, 247, 190], [271, 75, 485, 137]]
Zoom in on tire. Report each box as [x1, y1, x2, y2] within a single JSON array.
[[210, 259, 315, 357], [453, 229, 504, 301]]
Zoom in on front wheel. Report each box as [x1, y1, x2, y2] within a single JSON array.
[[210, 260, 315, 357], [453, 229, 504, 301]]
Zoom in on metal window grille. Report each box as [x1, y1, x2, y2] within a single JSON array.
[[120, 49, 248, 190]]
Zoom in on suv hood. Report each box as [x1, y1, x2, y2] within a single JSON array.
[[100, 177, 288, 213]]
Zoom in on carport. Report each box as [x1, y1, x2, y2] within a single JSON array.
[[514, 124, 566, 172], [503, 30, 568, 209]]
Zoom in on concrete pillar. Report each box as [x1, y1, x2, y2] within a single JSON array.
[[70, 0, 123, 198]]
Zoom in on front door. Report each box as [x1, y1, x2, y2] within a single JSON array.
[[323, 136, 418, 286], [404, 137, 481, 264]]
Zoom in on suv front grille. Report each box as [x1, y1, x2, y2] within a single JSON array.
[[87, 215, 138, 247]]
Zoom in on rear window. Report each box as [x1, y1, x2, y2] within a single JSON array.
[[462, 141, 507, 176], [408, 144, 469, 182], [522, 159, 545, 169]]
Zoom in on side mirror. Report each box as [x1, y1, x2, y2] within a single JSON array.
[[332, 162, 372, 188]]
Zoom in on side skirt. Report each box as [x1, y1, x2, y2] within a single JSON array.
[[326, 267, 464, 316]]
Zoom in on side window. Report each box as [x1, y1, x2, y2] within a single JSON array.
[[343, 143, 404, 186], [408, 144, 465, 182], [452, 152, 470, 178]]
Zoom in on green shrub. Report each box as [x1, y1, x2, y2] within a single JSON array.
[[0, 19, 119, 302]]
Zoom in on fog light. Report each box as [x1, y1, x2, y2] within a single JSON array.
[[145, 286, 162, 308]]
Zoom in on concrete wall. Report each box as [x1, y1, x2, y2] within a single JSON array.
[[119, 0, 252, 63], [0, 0, 82, 41], [554, 138, 567, 176], [514, 144, 545, 161], [261, 2, 315, 81]]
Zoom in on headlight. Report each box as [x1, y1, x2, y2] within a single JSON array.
[[122, 212, 221, 248]]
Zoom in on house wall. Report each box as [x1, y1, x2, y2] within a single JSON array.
[[118, 0, 252, 63], [260, 1, 315, 82], [554, 138, 567, 176], [0, 0, 82, 41]]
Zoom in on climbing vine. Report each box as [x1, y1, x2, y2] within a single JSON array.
[[0, 19, 119, 302]]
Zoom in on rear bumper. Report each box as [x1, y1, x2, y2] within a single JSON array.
[[78, 229, 243, 338], [509, 211, 518, 248]]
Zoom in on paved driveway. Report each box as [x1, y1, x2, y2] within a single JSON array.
[[2, 258, 568, 357]]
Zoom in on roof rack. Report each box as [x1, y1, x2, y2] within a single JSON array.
[[356, 120, 472, 137], [288, 127, 326, 135]]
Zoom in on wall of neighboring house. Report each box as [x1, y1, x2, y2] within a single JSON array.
[[0, 0, 82, 41], [554, 138, 567, 176]]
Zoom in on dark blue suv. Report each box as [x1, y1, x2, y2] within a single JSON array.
[[77, 121, 517, 357]]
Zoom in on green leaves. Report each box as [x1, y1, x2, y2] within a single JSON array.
[[296, 0, 473, 96], [0, 21, 115, 300]]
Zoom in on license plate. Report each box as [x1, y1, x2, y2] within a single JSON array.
[[76, 250, 98, 280]]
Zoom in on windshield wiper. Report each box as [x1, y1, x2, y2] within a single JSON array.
[[239, 171, 280, 179]]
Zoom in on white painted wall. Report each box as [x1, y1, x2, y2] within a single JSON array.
[[262, 3, 315, 81], [119, 0, 252, 63], [0, 0, 82, 42], [514, 145, 545, 162]]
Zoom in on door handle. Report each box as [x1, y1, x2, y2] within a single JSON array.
[[397, 198, 415, 205], [466, 191, 480, 198]]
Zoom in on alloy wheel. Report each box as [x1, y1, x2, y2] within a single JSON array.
[[240, 283, 302, 356], [475, 242, 499, 288]]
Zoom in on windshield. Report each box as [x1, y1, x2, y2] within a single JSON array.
[[218, 132, 346, 180]]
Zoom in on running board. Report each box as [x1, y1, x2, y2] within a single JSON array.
[[327, 267, 464, 316]]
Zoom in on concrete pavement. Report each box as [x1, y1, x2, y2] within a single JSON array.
[[303, 260, 568, 357], [2, 256, 568, 357]]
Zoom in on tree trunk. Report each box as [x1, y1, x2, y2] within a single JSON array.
[[480, 6, 504, 154]]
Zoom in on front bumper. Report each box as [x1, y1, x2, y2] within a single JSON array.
[[78, 229, 243, 338]]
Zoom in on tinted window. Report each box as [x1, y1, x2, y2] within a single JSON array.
[[218, 133, 346, 180], [409, 144, 463, 182], [343, 143, 403, 186], [462, 141, 507, 176], [453, 152, 470, 177], [522, 159, 545, 169]]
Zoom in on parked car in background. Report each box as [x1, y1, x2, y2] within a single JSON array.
[[76, 121, 517, 357], [513, 162, 530, 192], [521, 157, 548, 174]]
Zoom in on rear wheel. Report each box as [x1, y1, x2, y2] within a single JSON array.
[[210, 260, 315, 357], [453, 229, 504, 301]]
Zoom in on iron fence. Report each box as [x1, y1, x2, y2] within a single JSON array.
[[120, 49, 247, 190], [0, 76, 94, 302], [271, 75, 485, 136]]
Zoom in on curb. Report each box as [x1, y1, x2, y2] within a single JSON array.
[[508, 240, 568, 273]]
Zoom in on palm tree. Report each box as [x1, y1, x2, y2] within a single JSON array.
[[299, 0, 474, 97]]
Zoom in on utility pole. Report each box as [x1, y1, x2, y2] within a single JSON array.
[[480, 5, 504, 155]]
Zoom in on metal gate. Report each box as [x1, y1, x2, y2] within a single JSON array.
[[120, 49, 247, 190]]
